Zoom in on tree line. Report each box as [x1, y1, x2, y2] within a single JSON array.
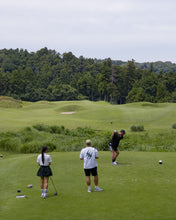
[[0, 47, 176, 103]]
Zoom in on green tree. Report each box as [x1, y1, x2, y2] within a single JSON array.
[[125, 59, 137, 93], [127, 87, 146, 102], [156, 81, 169, 102], [112, 65, 127, 104], [52, 84, 78, 101], [9, 69, 25, 97], [97, 58, 112, 101], [0, 71, 10, 95]]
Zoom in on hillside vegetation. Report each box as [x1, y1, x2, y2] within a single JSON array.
[[0, 48, 176, 104]]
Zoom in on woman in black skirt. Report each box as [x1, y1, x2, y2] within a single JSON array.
[[37, 146, 52, 198]]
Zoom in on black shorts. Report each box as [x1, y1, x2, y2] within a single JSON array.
[[84, 167, 97, 176], [109, 143, 118, 151]]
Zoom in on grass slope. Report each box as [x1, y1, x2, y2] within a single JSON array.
[[1, 152, 176, 220], [0, 99, 176, 133]]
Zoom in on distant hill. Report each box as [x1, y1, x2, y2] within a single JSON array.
[[110, 60, 176, 74]]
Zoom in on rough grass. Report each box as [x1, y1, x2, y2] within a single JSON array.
[[0, 126, 111, 153], [0, 96, 22, 108], [1, 124, 176, 153], [1, 152, 176, 220]]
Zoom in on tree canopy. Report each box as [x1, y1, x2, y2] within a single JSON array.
[[0, 48, 176, 103]]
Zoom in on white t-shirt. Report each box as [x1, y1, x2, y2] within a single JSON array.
[[37, 153, 52, 166], [80, 147, 98, 169]]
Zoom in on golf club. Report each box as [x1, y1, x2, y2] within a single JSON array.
[[50, 177, 58, 195], [110, 122, 115, 130]]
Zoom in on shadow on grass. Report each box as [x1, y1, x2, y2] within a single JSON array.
[[118, 162, 134, 166], [46, 194, 58, 199]]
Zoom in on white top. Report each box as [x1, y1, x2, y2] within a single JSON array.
[[37, 153, 52, 166], [80, 147, 98, 169]]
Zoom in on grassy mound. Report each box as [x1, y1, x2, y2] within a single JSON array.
[[0, 96, 22, 108], [57, 104, 85, 112]]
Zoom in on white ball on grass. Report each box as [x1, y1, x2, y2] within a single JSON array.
[[159, 160, 162, 164]]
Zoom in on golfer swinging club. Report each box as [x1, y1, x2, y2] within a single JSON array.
[[37, 146, 52, 198], [80, 139, 103, 192], [109, 129, 126, 165]]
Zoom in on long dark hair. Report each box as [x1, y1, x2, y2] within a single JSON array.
[[41, 146, 47, 164]]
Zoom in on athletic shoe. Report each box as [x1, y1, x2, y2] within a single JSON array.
[[43, 193, 47, 198], [88, 188, 92, 192], [112, 161, 118, 165], [94, 187, 103, 192], [41, 193, 44, 198]]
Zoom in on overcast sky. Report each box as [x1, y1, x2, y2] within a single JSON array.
[[1, 0, 176, 62]]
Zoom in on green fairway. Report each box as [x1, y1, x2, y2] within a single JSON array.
[[1, 151, 176, 220], [0, 100, 176, 132]]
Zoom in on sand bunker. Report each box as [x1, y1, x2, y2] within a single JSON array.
[[60, 112, 75, 114]]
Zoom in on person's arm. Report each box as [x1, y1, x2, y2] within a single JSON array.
[[37, 155, 40, 166], [48, 155, 52, 166], [80, 150, 84, 160], [95, 149, 99, 159], [112, 130, 117, 138]]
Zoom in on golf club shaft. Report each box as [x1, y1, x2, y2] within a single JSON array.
[[50, 177, 57, 193], [110, 122, 115, 130]]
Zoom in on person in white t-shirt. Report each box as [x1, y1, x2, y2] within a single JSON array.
[[37, 146, 52, 198], [80, 139, 103, 192]]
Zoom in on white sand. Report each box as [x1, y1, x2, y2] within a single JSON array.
[[60, 112, 75, 114]]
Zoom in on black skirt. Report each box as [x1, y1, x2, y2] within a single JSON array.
[[37, 166, 53, 177]]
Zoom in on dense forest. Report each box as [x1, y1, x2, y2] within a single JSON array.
[[0, 47, 176, 104]]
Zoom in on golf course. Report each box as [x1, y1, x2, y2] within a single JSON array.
[[0, 98, 176, 220]]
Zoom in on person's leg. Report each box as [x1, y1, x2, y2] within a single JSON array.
[[112, 150, 116, 162], [84, 169, 91, 192], [86, 176, 91, 192], [40, 177, 44, 197], [94, 175, 102, 191], [44, 177, 49, 189], [94, 175, 98, 186], [115, 150, 119, 160], [40, 177, 44, 189], [43, 177, 49, 198], [112, 150, 119, 165], [93, 168, 103, 192], [86, 176, 91, 186]]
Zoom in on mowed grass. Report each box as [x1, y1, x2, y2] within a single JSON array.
[[1, 151, 176, 220], [1, 99, 176, 219], [0, 100, 176, 133]]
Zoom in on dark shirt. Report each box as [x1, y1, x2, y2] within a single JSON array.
[[110, 133, 123, 148]]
